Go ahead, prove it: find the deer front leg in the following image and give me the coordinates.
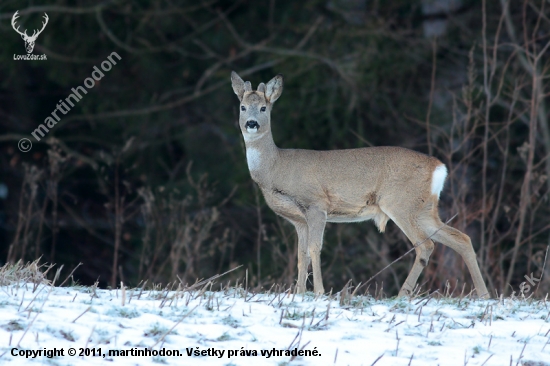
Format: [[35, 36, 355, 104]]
[[293, 221, 310, 294], [305, 208, 327, 295]]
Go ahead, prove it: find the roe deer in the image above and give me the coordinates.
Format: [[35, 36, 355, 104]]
[[231, 71, 489, 298]]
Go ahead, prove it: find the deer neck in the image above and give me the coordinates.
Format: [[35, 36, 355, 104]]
[[244, 130, 279, 185]]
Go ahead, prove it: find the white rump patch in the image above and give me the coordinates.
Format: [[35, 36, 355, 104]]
[[246, 148, 261, 171], [431, 164, 447, 198]]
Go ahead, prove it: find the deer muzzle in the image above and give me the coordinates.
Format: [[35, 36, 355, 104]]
[[245, 120, 260, 132]]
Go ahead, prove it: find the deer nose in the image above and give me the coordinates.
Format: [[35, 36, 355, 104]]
[[245, 120, 259, 130]]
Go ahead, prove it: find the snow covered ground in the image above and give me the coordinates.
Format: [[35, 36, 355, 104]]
[[0, 280, 549, 366]]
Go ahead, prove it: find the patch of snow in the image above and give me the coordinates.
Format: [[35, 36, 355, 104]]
[[0, 284, 549, 365]]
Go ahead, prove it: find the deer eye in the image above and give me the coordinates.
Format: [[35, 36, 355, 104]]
[[260, 106, 266, 112], [241, 106, 246, 111]]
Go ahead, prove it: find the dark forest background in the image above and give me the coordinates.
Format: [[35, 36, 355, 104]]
[[1, 0, 549, 297]]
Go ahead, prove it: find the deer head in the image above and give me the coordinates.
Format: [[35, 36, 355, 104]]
[[231, 71, 283, 142], [12, 11, 49, 54]]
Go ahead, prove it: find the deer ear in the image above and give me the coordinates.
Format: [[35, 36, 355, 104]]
[[231, 71, 245, 102], [265, 74, 283, 104]]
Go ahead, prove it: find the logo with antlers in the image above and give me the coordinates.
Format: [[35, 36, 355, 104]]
[[11, 11, 49, 54]]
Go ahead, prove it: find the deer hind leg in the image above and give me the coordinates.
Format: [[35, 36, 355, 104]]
[[305, 208, 327, 295], [427, 221, 490, 298], [390, 216, 435, 297], [293, 221, 310, 294]]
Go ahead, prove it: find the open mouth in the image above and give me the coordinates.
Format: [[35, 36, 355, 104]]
[[245, 120, 260, 133]]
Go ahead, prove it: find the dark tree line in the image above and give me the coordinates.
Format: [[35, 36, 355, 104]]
[[1, 0, 549, 297]]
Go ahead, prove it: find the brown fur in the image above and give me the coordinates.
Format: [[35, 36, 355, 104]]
[[231, 71, 489, 298]]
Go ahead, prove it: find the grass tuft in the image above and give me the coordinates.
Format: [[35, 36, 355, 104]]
[[1, 320, 24, 331], [0, 259, 50, 286], [107, 306, 140, 319], [144, 322, 177, 339]]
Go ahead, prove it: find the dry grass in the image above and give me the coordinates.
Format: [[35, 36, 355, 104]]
[[0, 259, 51, 288]]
